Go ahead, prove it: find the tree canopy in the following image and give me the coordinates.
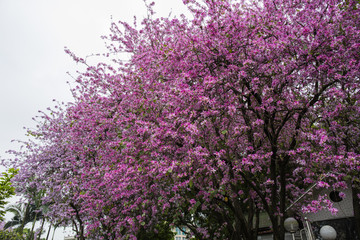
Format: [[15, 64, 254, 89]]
[[6, 0, 360, 239]]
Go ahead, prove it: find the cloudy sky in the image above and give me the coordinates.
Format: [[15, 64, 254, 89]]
[[0, 0, 188, 238]]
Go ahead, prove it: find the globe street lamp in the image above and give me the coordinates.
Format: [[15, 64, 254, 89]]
[[284, 217, 299, 240], [319, 225, 337, 240]]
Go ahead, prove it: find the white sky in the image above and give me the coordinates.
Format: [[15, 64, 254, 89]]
[[0, 0, 188, 239]]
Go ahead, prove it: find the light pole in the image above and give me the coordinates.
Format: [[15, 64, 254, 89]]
[[304, 217, 315, 240], [284, 217, 299, 240]]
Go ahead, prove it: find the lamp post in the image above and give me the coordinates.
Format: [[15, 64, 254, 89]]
[[303, 217, 316, 240], [284, 217, 299, 240], [319, 225, 337, 240]]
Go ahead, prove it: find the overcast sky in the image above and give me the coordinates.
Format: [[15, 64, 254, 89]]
[[0, 0, 188, 238]]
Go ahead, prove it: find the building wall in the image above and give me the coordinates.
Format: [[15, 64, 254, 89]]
[[304, 187, 359, 239], [305, 188, 354, 222]]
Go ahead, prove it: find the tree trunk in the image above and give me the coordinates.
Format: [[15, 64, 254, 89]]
[[70, 203, 85, 240], [19, 203, 30, 235], [28, 212, 38, 240], [37, 217, 45, 240], [45, 223, 52, 240], [51, 225, 57, 240], [352, 187, 360, 238]]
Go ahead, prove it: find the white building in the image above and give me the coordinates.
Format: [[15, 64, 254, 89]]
[[173, 226, 189, 240]]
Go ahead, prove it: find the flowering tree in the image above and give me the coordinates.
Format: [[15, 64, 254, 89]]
[[7, 0, 360, 239]]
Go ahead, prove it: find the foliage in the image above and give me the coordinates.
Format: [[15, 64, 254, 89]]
[[136, 221, 175, 240], [7, 0, 360, 240], [0, 168, 18, 220], [0, 229, 25, 240]]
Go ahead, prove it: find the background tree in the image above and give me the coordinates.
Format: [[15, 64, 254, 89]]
[[0, 168, 18, 220], [4, 203, 39, 234]]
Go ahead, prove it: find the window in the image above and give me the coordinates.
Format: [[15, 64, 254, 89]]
[[329, 190, 343, 202], [175, 227, 186, 235], [175, 227, 188, 240]]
